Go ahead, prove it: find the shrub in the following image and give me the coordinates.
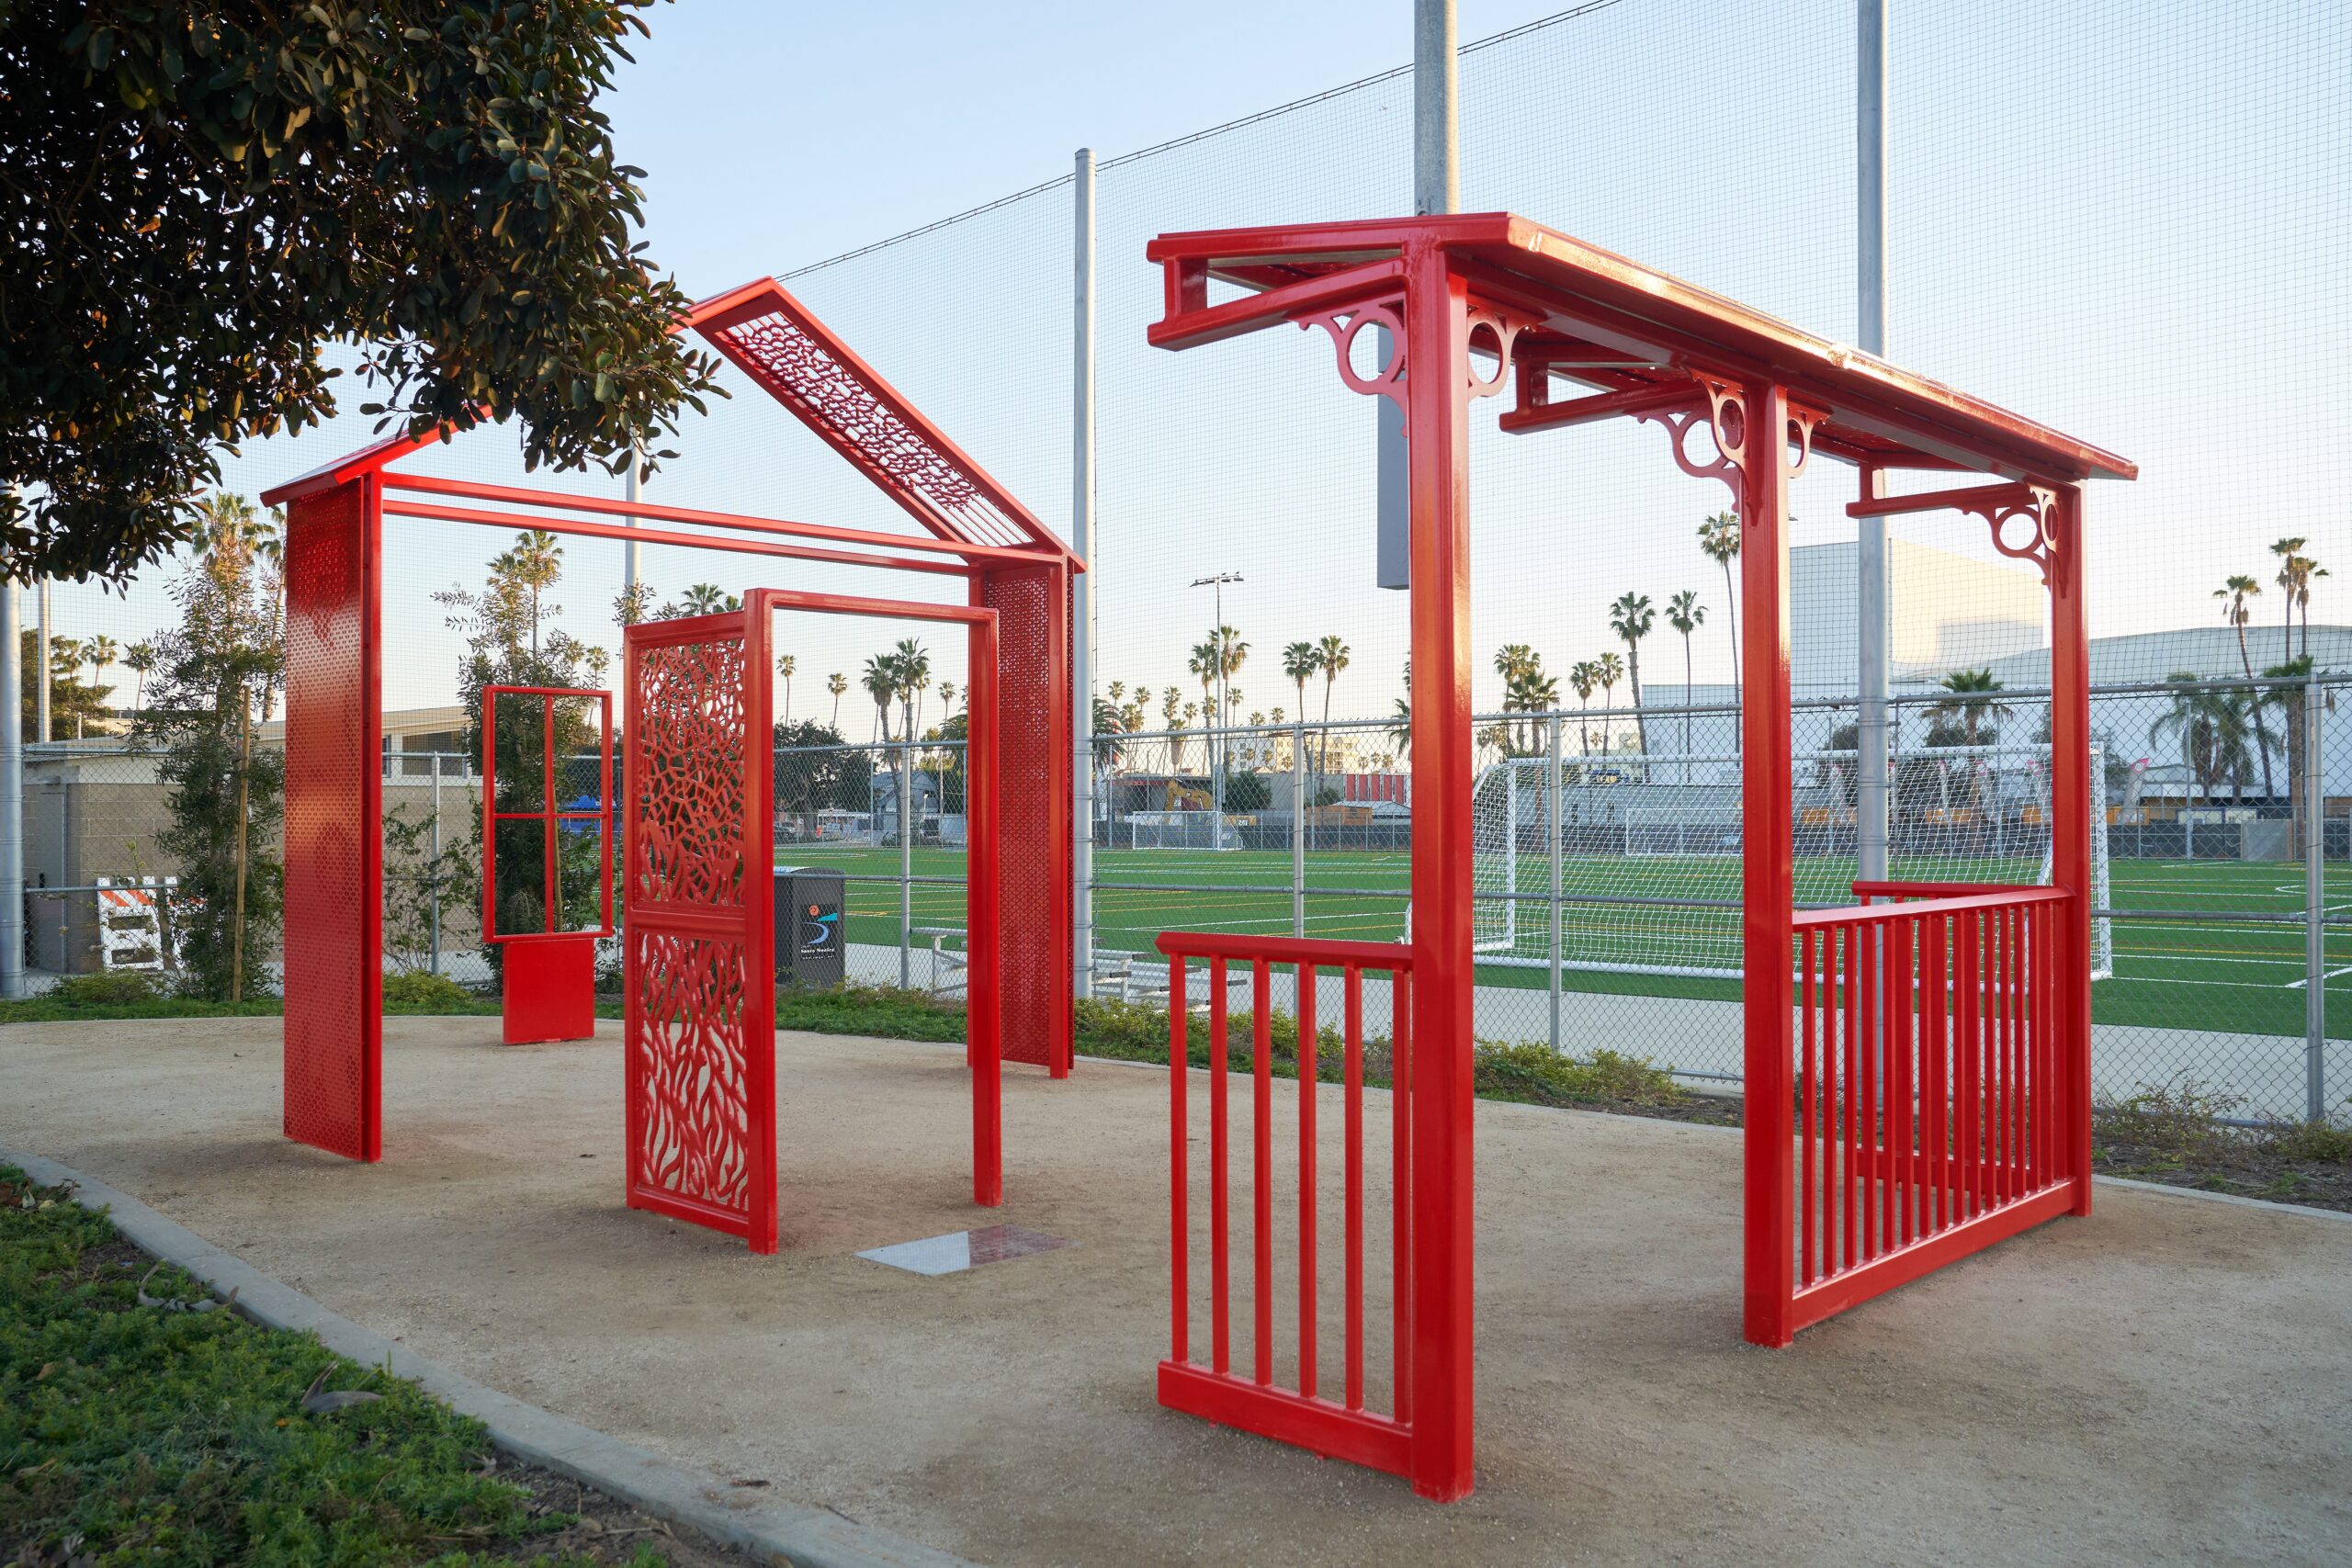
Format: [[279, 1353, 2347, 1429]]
[[43, 970, 163, 1009], [381, 969, 479, 1013], [1472, 1040, 1684, 1108]]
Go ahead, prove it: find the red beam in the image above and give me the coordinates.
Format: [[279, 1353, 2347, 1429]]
[[382, 472, 1060, 567], [1148, 257, 1408, 353], [1845, 480, 2038, 519], [379, 499, 969, 577], [1498, 379, 1702, 435]]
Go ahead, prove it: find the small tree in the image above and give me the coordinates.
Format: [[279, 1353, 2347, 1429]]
[[135, 495, 285, 999]]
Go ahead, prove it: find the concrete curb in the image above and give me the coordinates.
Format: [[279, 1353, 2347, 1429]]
[[1, 1146, 977, 1568]]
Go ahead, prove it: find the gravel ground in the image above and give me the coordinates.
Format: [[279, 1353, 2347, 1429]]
[[3, 1015, 2348, 1567]]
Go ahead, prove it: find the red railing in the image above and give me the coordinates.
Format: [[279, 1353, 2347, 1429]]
[[1782, 881, 2082, 1334], [1153, 931, 1417, 1483]]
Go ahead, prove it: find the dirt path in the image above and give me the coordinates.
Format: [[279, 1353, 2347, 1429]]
[[4, 1016, 2347, 1566]]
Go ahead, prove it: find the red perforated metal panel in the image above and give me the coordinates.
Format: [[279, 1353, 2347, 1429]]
[[974, 564, 1071, 1075], [281, 476, 382, 1160], [623, 615, 776, 1251]]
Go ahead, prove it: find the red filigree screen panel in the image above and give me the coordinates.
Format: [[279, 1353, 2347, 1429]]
[[974, 562, 1072, 1075], [281, 476, 382, 1161], [623, 612, 777, 1252]]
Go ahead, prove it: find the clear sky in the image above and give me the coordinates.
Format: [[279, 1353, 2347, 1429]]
[[45, 1, 2349, 731]]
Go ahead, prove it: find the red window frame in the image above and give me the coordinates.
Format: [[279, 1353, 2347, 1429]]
[[481, 684, 615, 944]]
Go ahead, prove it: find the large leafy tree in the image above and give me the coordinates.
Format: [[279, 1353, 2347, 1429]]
[[0, 1, 717, 583]]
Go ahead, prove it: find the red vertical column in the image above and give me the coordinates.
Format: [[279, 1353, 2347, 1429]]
[[971, 561, 1073, 1075], [1402, 246, 1476, 1503], [281, 474, 384, 1161], [2046, 485, 2095, 1216], [1739, 381, 1796, 1348]]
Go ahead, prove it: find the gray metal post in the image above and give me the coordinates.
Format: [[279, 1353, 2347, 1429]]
[[1547, 714, 1564, 1053], [899, 741, 913, 990], [1855, 0, 1891, 888], [0, 570, 22, 998], [1072, 146, 1098, 998], [2309, 679, 2328, 1123], [1292, 721, 1307, 940], [429, 759, 443, 976], [1414, 0, 1459, 216], [623, 441, 643, 604], [36, 578, 50, 744]]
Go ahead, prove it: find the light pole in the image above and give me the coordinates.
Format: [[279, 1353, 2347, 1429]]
[[1192, 571, 1242, 851]]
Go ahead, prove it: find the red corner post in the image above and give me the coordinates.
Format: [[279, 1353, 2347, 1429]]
[[2047, 484, 2095, 1214], [970, 560, 1073, 1076], [280, 471, 384, 1161], [1402, 242, 1476, 1502], [1739, 380, 1797, 1348]]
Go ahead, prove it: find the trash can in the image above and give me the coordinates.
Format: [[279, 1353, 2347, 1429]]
[[774, 865, 847, 989]]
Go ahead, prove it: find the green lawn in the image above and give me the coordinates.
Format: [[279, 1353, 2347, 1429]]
[[788, 841, 2350, 1041]]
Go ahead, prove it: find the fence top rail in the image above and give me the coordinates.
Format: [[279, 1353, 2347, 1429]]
[[1793, 885, 2070, 932], [1153, 931, 1414, 971]]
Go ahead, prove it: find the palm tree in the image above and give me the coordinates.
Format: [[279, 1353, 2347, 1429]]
[[2271, 539, 2306, 659], [2213, 574, 2275, 799], [495, 531, 563, 660], [776, 652, 796, 722], [1666, 590, 1705, 783], [1568, 660, 1598, 755], [893, 637, 931, 748], [681, 582, 729, 615], [1387, 694, 1412, 757], [1608, 592, 1655, 752], [2154, 673, 2264, 807], [1282, 641, 1317, 730], [1697, 512, 1741, 707], [123, 641, 155, 722], [1316, 635, 1350, 793], [1593, 651, 1625, 751], [862, 655, 896, 743], [827, 671, 848, 728], [84, 635, 119, 716], [1923, 668, 2011, 747]]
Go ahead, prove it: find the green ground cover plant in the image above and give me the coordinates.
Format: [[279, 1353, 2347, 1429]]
[[0, 1166, 673, 1567]]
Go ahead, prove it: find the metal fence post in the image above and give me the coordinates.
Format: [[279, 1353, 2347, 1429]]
[[1071, 145, 1097, 998], [1292, 721, 1307, 941], [899, 739, 914, 990], [2309, 678, 2327, 1123], [1547, 712, 1564, 1053], [0, 570, 21, 998], [429, 758, 443, 976]]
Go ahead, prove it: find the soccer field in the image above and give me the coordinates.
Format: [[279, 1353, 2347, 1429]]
[[791, 842, 2350, 1043]]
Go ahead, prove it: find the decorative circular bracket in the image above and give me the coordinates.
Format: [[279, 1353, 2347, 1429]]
[[1302, 301, 1408, 413], [1969, 485, 2061, 585], [1463, 309, 1524, 402]]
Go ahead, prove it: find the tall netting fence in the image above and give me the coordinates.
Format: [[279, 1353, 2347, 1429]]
[[23, 2, 2348, 1117]]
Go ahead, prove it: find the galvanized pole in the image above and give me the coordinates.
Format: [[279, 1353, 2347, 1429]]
[[2308, 679, 2327, 1123], [899, 740, 913, 989], [1547, 713, 1564, 1052], [0, 567, 22, 998], [429, 759, 443, 976], [623, 441, 643, 606], [1292, 720, 1307, 940], [1855, 0, 1891, 890], [1415, 0, 1460, 215], [1072, 146, 1098, 998], [35, 578, 50, 744]]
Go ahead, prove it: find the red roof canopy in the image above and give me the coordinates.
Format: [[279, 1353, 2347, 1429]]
[[1147, 212, 2135, 487]]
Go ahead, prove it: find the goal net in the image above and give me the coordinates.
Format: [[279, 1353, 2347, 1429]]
[[1470, 744, 2111, 981]]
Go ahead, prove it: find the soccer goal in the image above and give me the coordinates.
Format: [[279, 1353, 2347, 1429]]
[[1470, 744, 2112, 981]]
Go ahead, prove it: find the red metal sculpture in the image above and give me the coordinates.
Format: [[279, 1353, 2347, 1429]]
[[1144, 211, 2134, 1499], [622, 590, 1002, 1254], [481, 684, 613, 1046], [261, 278, 1079, 1188]]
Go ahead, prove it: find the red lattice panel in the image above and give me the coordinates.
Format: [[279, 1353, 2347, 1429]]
[[975, 564, 1071, 1074], [281, 477, 382, 1160], [624, 620, 775, 1251]]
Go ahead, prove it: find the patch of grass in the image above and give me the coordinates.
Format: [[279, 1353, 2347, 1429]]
[[0, 971, 283, 1025], [0, 1166, 653, 1567], [775, 983, 967, 1043]]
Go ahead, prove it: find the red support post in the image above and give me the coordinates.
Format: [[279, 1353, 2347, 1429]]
[[2047, 484, 2096, 1215], [280, 473, 383, 1162], [1739, 378, 1797, 1348], [966, 610, 1005, 1204], [1401, 243, 1476, 1501]]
